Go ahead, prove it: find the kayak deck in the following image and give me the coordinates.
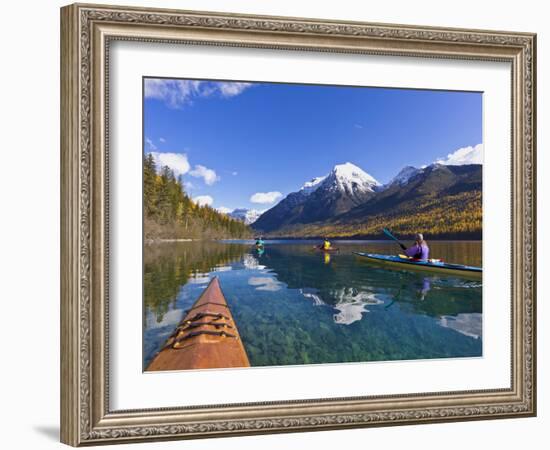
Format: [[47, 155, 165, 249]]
[[354, 252, 482, 279], [146, 276, 250, 371]]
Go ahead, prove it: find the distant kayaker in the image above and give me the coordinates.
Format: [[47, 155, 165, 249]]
[[322, 238, 332, 250], [404, 233, 429, 260], [255, 237, 265, 248]]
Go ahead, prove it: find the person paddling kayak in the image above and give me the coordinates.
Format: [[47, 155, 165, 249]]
[[321, 237, 332, 251], [255, 237, 265, 248], [403, 233, 430, 260]]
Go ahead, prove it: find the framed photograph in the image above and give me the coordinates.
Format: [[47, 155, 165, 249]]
[[60, 3, 536, 446]]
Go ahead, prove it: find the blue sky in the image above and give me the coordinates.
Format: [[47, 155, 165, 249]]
[[144, 78, 482, 212]]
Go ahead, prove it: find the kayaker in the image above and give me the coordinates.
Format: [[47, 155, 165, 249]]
[[404, 233, 429, 260], [255, 236, 265, 248], [322, 238, 332, 250]]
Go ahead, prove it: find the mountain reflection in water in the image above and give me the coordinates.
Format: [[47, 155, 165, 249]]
[[144, 240, 482, 368]]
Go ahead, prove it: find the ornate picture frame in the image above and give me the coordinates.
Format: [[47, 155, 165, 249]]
[[60, 3, 536, 446]]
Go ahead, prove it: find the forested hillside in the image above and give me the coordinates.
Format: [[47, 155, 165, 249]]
[[266, 190, 481, 239], [253, 163, 482, 240], [143, 153, 251, 240]]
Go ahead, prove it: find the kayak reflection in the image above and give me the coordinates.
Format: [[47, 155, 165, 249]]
[[247, 247, 481, 324], [144, 240, 482, 368]]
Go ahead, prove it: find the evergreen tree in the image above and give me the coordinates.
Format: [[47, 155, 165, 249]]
[[143, 152, 252, 240], [143, 153, 158, 217]]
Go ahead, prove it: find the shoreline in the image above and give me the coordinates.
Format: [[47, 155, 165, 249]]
[[223, 236, 483, 242], [145, 237, 483, 244], [145, 238, 195, 244], [258, 235, 483, 241], [221, 238, 482, 243]]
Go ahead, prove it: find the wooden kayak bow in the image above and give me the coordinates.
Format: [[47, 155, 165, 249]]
[[146, 276, 250, 371]]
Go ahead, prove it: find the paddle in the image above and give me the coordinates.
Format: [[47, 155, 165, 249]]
[[382, 228, 407, 251]]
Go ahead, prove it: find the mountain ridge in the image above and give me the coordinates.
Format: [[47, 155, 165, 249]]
[[252, 161, 482, 239], [253, 162, 380, 232], [227, 208, 263, 225]]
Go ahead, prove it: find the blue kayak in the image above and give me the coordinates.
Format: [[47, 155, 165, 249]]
[[354, 252, 482, 279]]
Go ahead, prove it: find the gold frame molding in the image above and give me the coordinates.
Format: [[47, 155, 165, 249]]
[[60, 3, 536, 446]]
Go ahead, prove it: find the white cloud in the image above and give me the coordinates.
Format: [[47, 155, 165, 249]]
[[144, 78, 252, 108], [217, 206, 232, 214], [144, 79, 201, 108], [159, 137, 166, 143], [250, 191, 283, 204], [184, 181, 194, 190], [217, 82, 252, 97], [232, 171, 238, 176], [193, 195, 214, 207], [435, 143, 483, 166], [150, 152, 190, 177], [145, 137, 157, 151], [354, 124, 364, 129], [189, 165, 220, 186]]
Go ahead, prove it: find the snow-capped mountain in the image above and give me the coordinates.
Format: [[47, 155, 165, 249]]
[[298, 162, 380, 197], [300, 176, 326, 195], [327, 162, 381, 194], [386, 165, 422, 187], [228, 208, 263, 225], [252, 157, 482, 236], [339, 163, 482, 223], [252, 162, 380, 232], [383, 145, 484, 189], [383, 162, 474, 189]]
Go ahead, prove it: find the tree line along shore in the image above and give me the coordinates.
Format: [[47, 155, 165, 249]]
[[143, 154, 252, 241]]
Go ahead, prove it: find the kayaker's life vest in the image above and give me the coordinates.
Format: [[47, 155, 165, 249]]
[[406, 243, 429, 260], [323, 241, 331, 250]]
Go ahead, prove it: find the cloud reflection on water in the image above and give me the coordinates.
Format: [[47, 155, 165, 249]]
[[331, 288, 386, 325], [438, 313, 482, 339], [248, 276, 283, 291]]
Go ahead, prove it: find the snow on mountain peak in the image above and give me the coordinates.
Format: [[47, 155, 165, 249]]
[[330, 162, 381, 192], [297, 162, 381, 197], [219, 208, 263, 225], [300, 176, 327, 195], [387, 166, 421, 186]]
